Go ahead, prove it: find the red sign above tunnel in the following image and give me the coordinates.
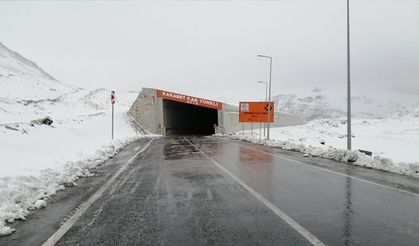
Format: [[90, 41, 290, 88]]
[[157, 89, 223, 110]]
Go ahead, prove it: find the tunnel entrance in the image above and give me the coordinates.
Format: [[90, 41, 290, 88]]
[[163, 99, 218, 135]]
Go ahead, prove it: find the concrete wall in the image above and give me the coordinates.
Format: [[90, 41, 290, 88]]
[[128, 88, 164, 135], [219, 104, 306, 134], [129, 87, 306, 135]]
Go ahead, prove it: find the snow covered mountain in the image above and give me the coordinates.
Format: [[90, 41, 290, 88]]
[[273, 88, 417, 120], [0, 42, 76, 103], [396, 102, 419, 118], [0, 42, 56, 80], [273, 93, 344, 120], [0, 42, 138, 124]]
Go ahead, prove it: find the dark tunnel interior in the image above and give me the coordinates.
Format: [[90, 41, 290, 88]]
[[163, 99, 218, 135]]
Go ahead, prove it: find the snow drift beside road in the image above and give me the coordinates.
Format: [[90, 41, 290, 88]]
[[0, 134, 137, 236], [260, 87, 419, 177], [0, 41, 146, 236], [232, 117, 419, 178], [0, 104, 144, 236]]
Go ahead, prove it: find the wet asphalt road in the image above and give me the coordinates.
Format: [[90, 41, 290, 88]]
[[2, 136, 419, 245]]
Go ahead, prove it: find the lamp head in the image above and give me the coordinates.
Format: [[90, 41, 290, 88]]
[[258, 54, 272, 59]]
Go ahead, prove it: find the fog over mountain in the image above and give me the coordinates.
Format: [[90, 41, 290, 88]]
[[0, 1, 418, 106], [1, 39, 416, 123], [273, 88, 419, 120]]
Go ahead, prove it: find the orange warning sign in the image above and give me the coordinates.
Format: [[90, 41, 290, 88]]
[[239, 102, 274, 123], [157, 89, 222, 110]]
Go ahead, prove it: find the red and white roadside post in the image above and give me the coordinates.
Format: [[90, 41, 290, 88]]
[[111, 91, 115, 140]]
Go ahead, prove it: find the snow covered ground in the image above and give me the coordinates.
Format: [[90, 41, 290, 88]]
[[0, 42, 147, 236], [230, 87, 419, 177], [233, 116, 419, 178]]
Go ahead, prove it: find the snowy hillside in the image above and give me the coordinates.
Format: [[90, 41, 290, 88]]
[[236, 88, 419, 178], [235, 116, 419, 177], [0, 42, 55, 80], [235, 94, 419, 177], [0, 42, 138, 124], [273, 93, 344, 120], [0, 42, 144, 236], [396, 102, 419, 118], [0, 42, 75, 103], [273, 88, 416, 120]]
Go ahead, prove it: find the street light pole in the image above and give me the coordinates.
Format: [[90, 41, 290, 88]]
[[257, 81, 268, 137], [346, 0, 352, 150], [258, 54, 272, 140]]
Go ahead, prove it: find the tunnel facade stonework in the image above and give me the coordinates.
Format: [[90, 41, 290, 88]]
[[128, 88, 306, 135]]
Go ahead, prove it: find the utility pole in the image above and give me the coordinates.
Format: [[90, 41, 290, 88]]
[[257, 81, 268, 138], [346, 0, 352, 150], [258, 55, 273, 140]]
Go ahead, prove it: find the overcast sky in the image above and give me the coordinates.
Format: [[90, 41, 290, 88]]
[[0, 0, 418, 104]]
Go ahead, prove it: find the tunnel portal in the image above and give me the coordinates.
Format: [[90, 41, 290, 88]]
[[163, 99, 218, 135], [128, 88, 305, 136]]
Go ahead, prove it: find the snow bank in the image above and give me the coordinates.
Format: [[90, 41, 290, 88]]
[[0, 41, 150, 235], [0, 138, 133, 235], [0, 89, 145, 236], [0, 114, 144, 236], [231, 118, 419, 178]]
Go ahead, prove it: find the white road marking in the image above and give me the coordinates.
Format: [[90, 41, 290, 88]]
[[130, 180, 143, 195], [185, 138, 326, 246], [220, 138, 419, 197], [42, 138, 156, 246]]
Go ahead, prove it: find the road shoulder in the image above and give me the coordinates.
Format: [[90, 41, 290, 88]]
[[0, 138, 151, 246]]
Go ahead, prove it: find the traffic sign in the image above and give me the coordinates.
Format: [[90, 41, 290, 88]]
[[239, 102, 274, 123], [111, 90, 115, 140], [157, 89, 222, 110], [111, 91, 116, 104]]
